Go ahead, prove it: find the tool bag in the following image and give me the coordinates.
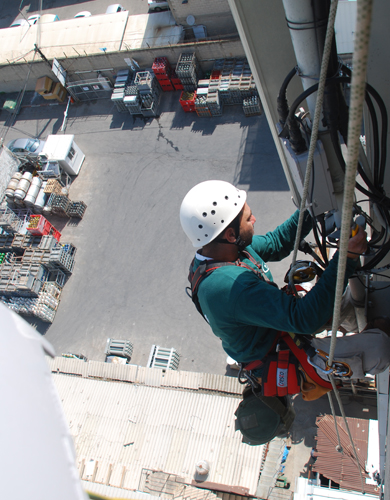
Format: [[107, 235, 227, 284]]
[[234, 385, 295, 445]]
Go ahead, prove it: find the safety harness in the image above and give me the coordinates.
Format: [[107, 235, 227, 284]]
[[187, 252, 351, 398]]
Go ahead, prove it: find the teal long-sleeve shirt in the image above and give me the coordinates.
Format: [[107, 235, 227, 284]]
[[194, 210, 359, 364]]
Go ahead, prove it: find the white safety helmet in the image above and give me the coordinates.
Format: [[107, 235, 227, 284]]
[[180, 180, 247, 248]]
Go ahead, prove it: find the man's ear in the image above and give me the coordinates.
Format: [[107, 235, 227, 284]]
[[223, 227, 237, 243]]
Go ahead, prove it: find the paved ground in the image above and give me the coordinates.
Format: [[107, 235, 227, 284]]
[[2, 90, 299, 374], [1, 89, 378, 494]]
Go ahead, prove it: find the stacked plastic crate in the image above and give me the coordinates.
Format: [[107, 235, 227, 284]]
[[45, 243, 76, 275], [204, 58, 259, 117], [66, 201, 87, 219], [179, 91, 196, 113], [123, 83, 141, 115], [47, 194, 87, 219], [27, 215, 61, 242], [152, 57, 174, 92], [243, 95, 262, 116], [111, 69, 133, 113], [48, 194, 70, 217], [175, 53, 199, 92], [134, 71, 162, 117]]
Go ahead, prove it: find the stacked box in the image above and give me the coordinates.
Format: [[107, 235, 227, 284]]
[[152, 57, 174, 92], [179, 91, 196, 112], [66, 201, 87, 219], [27, 215, 61, 241], [243, 95, 262, 117], [46, 243, 76, 274], [195, 94, 211, 117], [170, 72, 183, 91], [0, 207, 23, 234], [48, 194, 70, 217], [207, 58, 259, 112], [133, 71, 161, 117], [123, 84, 141, 114], [44, 179, 64, 195], [175, 53, 199, 91], [111, 69, 133, 113]]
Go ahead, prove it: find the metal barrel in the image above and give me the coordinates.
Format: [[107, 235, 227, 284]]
[[33, 181, 48, 213], [24, 177, 43, 206], [14, 172, 33, 200], [5, 172, 22, 198]]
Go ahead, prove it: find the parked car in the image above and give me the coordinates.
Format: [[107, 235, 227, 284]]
[[105, 4, 125, 14], [74, 11, 92, 18], [27, 14, 41, 25], [10, 19, 29, 27], [6, 138, 45, 156], [148, 0, 170, 12], [38, 14, 60, 23]]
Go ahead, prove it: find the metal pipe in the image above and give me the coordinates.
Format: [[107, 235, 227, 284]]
[[282, 0, 328, 130]]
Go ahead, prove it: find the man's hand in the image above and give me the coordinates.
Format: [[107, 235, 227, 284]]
[[347, 226, 367, 260]]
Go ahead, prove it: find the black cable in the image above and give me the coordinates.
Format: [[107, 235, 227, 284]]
[[277, 67, 297, 125], [278, 76, 351, 139], [364, 92, 380, 186]]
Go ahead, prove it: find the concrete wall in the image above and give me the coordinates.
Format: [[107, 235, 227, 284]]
[[168, 0, 237, 36], [0, 38, 244, 94], [0, 37, 245, 92]]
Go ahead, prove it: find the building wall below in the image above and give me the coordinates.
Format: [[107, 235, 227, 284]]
[[0, 39, 244, 94], [168, 0, 237, 36]]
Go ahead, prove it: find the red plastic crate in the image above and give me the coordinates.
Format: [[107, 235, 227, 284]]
[[180, 91, 196, 109], [170, 72, 181, 85], [160, 82, 174, 91], [156, 75, 171, 85], [174, 83, 184, 90], [27, 215, 52, 236], [152, 57, 172, 75], [211, 70, 221, 80], [155, 73, 171, 82], [51, 229, 61, 242], [181, 103, 196, 113]]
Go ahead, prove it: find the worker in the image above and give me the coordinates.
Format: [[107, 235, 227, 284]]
[[180, 180, 390, 398]]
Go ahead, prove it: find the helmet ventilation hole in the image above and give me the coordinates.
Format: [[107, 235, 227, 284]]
[[225, 196, 229, 200], [221, 220, 224, 223], [202, 212, 207, 217], [198, 224, 203, 229], [211, 210, 215, 215], [213, 201, 217, 206]]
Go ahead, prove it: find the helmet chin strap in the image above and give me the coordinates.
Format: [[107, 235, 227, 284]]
[[215, 235, 247, 250]]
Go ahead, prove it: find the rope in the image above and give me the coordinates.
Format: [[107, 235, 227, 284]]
[[329, 374, 366, 493], [327, 391, 343, 452], [291, 0, 339, 268], [328, 0, 373, 364]]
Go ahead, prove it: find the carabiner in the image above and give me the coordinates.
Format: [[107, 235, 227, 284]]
[[307, 349, 352, 378]]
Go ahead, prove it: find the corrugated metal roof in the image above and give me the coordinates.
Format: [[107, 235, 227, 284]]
[[313, 415, 379, 496], [82, 481, 160, 499], [46, 357, 243, 395], [53, 372, 263, 496]]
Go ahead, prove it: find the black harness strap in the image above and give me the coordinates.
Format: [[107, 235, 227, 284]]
[[186, 250, 276, 321]]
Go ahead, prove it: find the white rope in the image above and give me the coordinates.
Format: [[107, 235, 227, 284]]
[[291, 0, 339, 267], [324, 3, 373, 493], [328, 0, 373, 364], [329, 374, 366, 493]]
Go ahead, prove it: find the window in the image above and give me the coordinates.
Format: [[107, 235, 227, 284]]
[[67, 147, 76, 161]]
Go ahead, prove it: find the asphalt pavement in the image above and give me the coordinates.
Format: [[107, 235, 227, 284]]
[[1, 90, 298, 373]]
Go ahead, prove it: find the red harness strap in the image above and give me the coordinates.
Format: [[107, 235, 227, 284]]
[[281, 332, 334, 391], [242, 331, 336, 396]]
